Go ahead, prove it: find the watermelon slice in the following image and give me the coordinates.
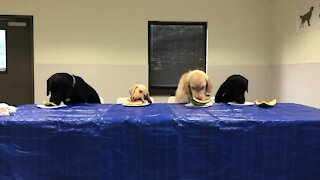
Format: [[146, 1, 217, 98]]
[[255, 99, 276, 107], [126, 99, 144, 105], [44, 101, 57, 107], [191, 97, 211, 106]]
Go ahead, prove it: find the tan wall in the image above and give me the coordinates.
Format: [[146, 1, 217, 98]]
[[0, 0, 272, 66], [272, 0, 320, 65], [271, 63, 320, 108], [270, 0, 320, 108], [14, 0, 320, 107], [0, 0, 275, 105]]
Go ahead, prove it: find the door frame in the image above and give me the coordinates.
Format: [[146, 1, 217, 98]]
[[0, 15, 34, 104]]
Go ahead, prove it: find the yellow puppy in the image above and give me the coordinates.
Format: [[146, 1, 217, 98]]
[[175, 70, 212, 103], [129, 84, 153, 103]]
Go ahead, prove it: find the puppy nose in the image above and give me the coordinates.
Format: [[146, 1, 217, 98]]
[[196, 95, 206, 100], [194, 95, 201, 100]]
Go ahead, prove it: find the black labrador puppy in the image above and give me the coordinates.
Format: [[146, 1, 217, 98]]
[[215, 74, 248, 104], [47, 73, 101, 105]]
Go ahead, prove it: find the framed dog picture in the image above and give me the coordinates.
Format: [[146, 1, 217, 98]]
[[296, 0, 320, 33]]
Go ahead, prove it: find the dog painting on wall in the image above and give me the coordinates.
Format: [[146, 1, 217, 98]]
[[129, 84, 153, 103], [47, 73, 101, 105], [215, 74, 248, 104], [175, 69, 213, 103], [300, 6, 314, 28]]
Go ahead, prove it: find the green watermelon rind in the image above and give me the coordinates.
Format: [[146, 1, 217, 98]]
[[191, 98, 211, 106]]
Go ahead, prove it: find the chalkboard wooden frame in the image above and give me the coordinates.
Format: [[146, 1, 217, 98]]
[[148, 21, 207, 95]]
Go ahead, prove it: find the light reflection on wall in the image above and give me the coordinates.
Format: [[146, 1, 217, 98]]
[[0, 30, 6, 72]]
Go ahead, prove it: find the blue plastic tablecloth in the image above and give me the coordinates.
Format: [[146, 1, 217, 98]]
[[1, 103, 320, 179]]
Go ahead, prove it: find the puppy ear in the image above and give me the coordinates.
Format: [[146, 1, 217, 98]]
[[144, 93, 153, 104], [65, 80, 74, 99], [179, 72, 191, 94], [206, 79, 213, 94], [182, 74, 191, 95], [245, 79, 249, 92], [129, 84, 138, 96], [46, 78, 51, 96]]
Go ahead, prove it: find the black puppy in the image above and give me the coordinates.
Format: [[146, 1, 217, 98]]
[[47, 73, 101, 105], [215, 74, 248, 104]]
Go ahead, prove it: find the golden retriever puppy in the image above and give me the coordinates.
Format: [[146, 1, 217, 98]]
[[175, 70, 212, 103], [129, 84, 153, 103]]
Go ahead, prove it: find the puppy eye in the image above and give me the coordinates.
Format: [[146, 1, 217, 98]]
[[191, 87, 196, 90], [139, 90, 142, 93]]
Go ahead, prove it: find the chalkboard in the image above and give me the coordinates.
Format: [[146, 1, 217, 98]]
[[148, 21, 207, 95]]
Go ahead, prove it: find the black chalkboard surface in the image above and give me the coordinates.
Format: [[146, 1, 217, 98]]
[[148, 21, 207, 95]]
